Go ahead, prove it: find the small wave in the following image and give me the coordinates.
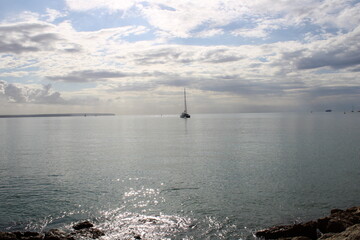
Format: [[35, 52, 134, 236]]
[[162, 187, 199, 192], [96, 210, 194, 240]]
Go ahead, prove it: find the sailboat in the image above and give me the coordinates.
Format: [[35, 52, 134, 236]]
[[180, 88, 190, 118]]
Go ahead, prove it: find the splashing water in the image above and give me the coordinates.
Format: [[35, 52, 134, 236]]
[[97, 210, 194, 240]]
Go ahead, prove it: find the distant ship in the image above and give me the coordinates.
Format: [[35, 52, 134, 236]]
[[180, 88, 190, 119], [325, 109, 332, 112]]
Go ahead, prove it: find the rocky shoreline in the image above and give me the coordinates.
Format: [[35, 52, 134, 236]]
[[1, 206, 360, 239], [0, 221, 105, 240], [256, 206, 360, 239]]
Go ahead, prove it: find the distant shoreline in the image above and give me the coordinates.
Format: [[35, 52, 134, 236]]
[[0, 113, 115, 118]]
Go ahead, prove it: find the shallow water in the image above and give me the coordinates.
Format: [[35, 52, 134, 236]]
[[1, 113, 360, 239]]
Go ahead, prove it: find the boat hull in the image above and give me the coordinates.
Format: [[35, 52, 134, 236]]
[[180, 112, 190, 118]]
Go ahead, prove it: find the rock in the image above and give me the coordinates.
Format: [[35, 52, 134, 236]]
[[73, 228, 105, 239], [318, 233, 336, 239], [345, 206, 360, 215], [134, 234, 142, 239], [44, 229, 73, 240], [0, 232, 17, 240], [317, 207, 360, 234], [87, 228, 105, 239], [72, 221, 94, 230], [279, 237, 313, 240], [71, 221, 104, 239], [0, 221, 102, 240], [14, 232, 44, 240], [317, 217, 347, 233], [318, 224, 360, 239], [256, 206, 360, 239], [330, 209, 343, 215], [255, 221, 318, 239], [0, 220, 105, 240], [0, 231, 44, 240]]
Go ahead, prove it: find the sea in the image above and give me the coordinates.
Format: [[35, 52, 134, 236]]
[[1, 113, 360, 239]]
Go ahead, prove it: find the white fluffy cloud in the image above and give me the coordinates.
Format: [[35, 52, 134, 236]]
[[1, 0, 360, 114], [0, 80, 65, 104], [65, 0, 360, 38]]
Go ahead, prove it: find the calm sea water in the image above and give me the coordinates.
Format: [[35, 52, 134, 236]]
[[1, 113, 360, 239]]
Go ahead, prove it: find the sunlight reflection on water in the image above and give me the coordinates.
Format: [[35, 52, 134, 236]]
[[96, 186, 195, 239], [98, 211, 193, 240], [3, 114, 360, 239]]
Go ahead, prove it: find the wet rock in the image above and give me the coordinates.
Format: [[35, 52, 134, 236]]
[[317, 217, 347, 233], [279, 237, 312, 240], [73, 227, 105, 239], [0, 231, 44, 240], [318, 224, 360, 239], [88, 228, 105, 239], [71, 221, 104, 239], [330, 209, 343, 215], [0, 232, 17, 240], [72, 221, 94, 230], [256, 206, 360, 239], [0, 220, 104, 240], [14, 232, 44, 240], [44, 229, 73, 240], [256, 221, 318, 239], [317, 207, 360, 234], [134, 234, 142, 239]]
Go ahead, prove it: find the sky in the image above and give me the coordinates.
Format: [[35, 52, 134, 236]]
[[0, 0, 360, 115]]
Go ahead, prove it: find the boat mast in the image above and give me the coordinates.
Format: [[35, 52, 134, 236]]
[[184, 88, 187, 113]]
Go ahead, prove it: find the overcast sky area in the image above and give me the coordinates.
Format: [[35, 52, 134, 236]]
[[0, 0, 360, 114]]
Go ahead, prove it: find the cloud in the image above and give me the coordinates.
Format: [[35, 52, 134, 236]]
[[65, 0, 360, 39], [65, 0, 135, 12], [0, 22, 81, 54], [0, 22, 50, 53], [232, 27, 269, 39], [195, 29, 224, 38], [0, 80, 103, 106], [109, 82, 156, 92], [131, 46, 244, 65], [0, 80, 65, 104], [66, 96, 100, 105], [155, 72, 307, 98], [44, 8, 67, 22], [305, 0, 360, 31], [197, 78, 307, 97], [280, 26, 360, 70], [307, 85, 360, 97], [1, 1, 360, 114], [46, 70, 129, 82]]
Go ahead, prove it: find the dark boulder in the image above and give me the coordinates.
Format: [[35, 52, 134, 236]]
[[44, 229, 74, 240], [0, 232, 17, 240], [279, 237, 312, 240], [317, 207, 360, 234], [72, 228, 105, 239], [72, 221, 94, 230], [255, 221, 318, 239], [134, 234, 142, 239], [256, 206, 360, 239], [0, 231, 44, 240], [0, 220, 103, 240], [14, 232, 43, 240], [318, 224, 360, 239]]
